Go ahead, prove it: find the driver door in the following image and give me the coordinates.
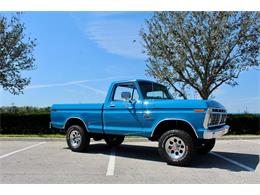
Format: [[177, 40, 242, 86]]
[[103, 82, 143, 135]]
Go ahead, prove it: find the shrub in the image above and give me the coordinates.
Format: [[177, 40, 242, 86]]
[[0, 111, 259, 135], [226, 114, 260, 135], [0, 113, 64, 134]]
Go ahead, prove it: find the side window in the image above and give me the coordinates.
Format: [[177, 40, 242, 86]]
[[113, 83, 139, 101], [132, 88, 140, 101], [147, 91, 166, 99]]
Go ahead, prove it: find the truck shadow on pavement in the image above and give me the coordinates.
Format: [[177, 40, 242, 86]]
[[80, 143, 259, 172], [192, 151, 259, 172]]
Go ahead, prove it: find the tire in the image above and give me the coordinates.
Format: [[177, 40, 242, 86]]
[[66, 125, 90, 152], [104, 135, 125, 147], [196, 139, 215, 155], [158, 130, 195, 166]]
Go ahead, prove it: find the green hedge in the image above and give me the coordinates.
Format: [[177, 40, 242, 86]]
[[0, 113, 64, 134], [226, 114, 260, 135], [0, 113, 259, 135]]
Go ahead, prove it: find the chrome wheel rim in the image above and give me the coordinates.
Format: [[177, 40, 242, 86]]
[[165, 136, 186, 160], [69, 129, 82, 148]]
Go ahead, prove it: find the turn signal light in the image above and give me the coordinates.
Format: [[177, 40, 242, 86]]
[[194, 109, 205, 112]]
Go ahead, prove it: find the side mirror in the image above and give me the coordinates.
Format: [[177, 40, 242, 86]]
[[121, 91, 131, 101]]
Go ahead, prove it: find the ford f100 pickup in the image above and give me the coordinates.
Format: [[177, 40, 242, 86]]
[[50, 79, 229, 166]]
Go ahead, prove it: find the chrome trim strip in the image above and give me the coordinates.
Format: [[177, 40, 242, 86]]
[[63, 117, 89, 132], [203, 108, 210, 129], [150, 118, 199, 138]]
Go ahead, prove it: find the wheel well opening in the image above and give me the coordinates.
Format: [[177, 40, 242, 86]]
[[150, 120, 197, 141], [64, 118, 87, 131]]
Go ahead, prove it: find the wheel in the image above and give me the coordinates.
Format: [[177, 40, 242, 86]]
[[66, 125, 90, 152], [158, 130, 195, 166], [104, 135, 125, 147], [196, 139, 215, 154]]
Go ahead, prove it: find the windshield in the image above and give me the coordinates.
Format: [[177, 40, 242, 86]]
[[138, 81, 173, 99]]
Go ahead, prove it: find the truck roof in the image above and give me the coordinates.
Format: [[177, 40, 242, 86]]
[[111, 79, 157, 85]]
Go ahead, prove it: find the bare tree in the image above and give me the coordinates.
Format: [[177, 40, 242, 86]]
[[141, 12, 260, 99], [0, 14, 36, 95]]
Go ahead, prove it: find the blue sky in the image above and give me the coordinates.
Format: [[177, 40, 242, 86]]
[[0, 12, 259, 113]]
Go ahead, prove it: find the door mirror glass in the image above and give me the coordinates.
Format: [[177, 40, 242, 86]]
[[121, 91, 131, 101]]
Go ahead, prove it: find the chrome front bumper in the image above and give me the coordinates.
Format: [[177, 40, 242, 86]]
[[203, 125, 229, 139]]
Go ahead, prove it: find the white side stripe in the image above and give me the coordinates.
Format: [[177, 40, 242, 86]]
[[210, 152, 255, 172], [106, 147, 116, 176], [0, 142, 46, 159]]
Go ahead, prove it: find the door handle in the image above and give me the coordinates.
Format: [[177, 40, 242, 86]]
[[109, 104, 115, 108]]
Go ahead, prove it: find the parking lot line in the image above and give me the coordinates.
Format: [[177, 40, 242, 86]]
[[210, 151, 255, 172], [0, 142, 46, 159], [106, 147, 116, 176]]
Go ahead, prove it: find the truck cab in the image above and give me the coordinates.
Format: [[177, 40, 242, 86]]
[[51, 79, 229, 166]]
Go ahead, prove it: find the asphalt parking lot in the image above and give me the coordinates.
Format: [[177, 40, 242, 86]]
[[0, 138, 259, 183]]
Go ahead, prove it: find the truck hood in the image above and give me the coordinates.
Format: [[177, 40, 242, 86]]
[[144, 99, 225, 110], [204, 100, 225, 109]]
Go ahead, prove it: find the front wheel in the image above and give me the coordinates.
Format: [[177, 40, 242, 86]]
[[104, 135, 125, 147], [158, 130, 195, 166], [66, 125, 90, 152]]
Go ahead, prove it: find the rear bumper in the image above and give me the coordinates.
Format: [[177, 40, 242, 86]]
[[203, 125, 229, 139]]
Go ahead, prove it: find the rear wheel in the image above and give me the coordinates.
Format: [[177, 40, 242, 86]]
[[158, 130, 195, 166], [66, 125, 90, 152], [196, 139, 215, 154], [105, 135, 125, 147]]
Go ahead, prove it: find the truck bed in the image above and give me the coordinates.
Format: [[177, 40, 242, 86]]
[[52, 103, 103, 110], [51, 103, 104, 133]]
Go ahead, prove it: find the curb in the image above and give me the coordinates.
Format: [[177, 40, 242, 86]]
[[0, 137, 66, 142], [217, 135, 260, 140], [0, 135, 259, 142]]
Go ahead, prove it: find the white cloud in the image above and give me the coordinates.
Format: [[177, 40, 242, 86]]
[[26, 76, 124, 90], [77, 84, 106, 96], [85, 18, 146, 59]]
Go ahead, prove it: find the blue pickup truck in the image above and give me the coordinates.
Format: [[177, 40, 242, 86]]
[[50, 79, 229, 166]]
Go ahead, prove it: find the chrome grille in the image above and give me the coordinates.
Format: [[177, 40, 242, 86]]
[[209, 114, 220, 125], [220, 114, 227, 123], [211, 108, 226, 113], [207, 108, 227, 127]]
